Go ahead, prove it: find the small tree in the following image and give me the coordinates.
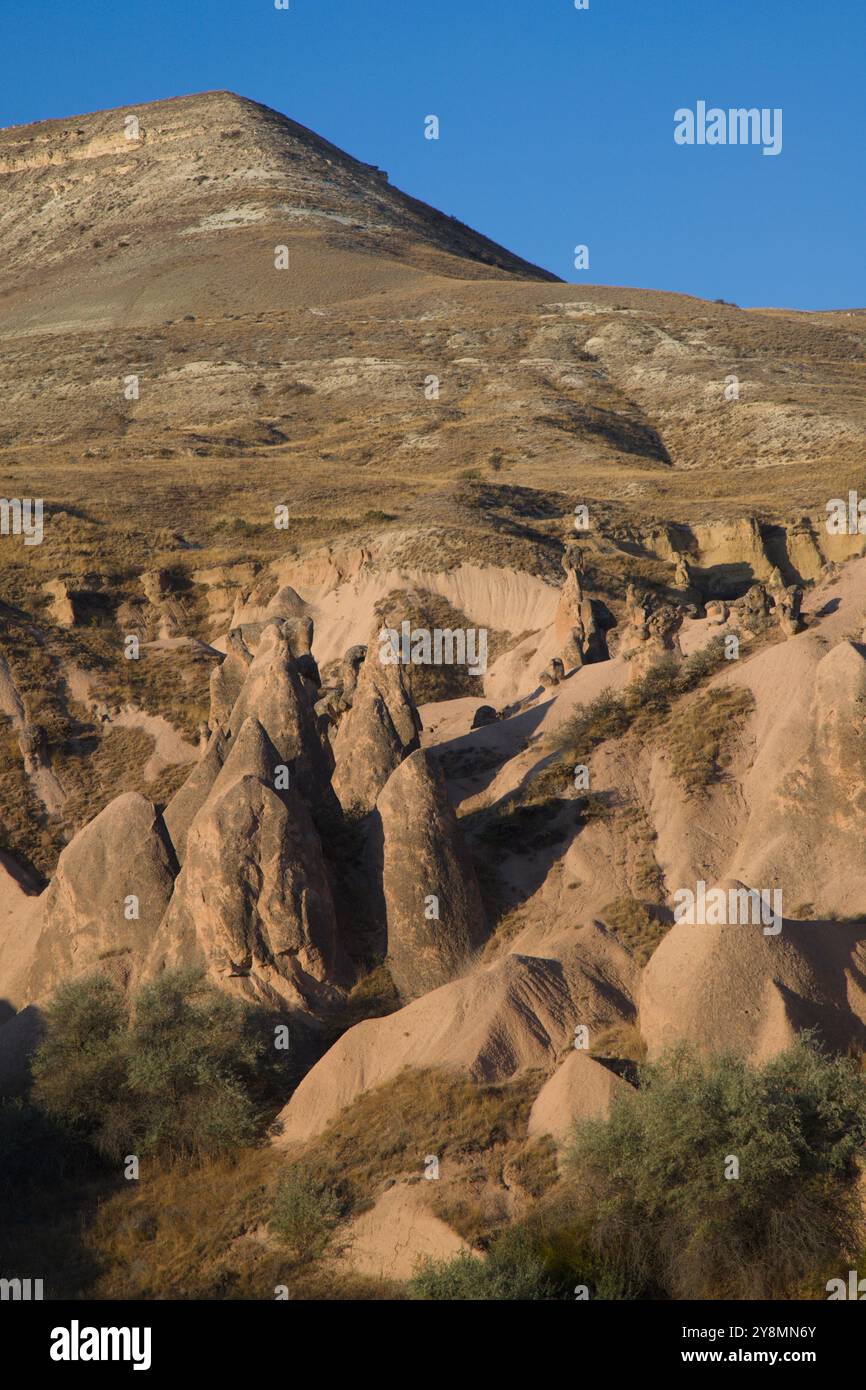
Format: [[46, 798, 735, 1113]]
[[31, 968, 265, 1164], [31, 973, 128, 1143], [124, 968, 262, 1161], [271, 1166, 340, 1262], [567, 1038, 866, 1299]]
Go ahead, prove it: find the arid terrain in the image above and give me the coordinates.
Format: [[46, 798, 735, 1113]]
[[2, 90, 866, 1302]]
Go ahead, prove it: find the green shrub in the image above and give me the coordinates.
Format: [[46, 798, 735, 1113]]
[[123, 968, 263, 1160], [271, 1166, 340, 1261], [410, 1227, 556, 1300], [30, 974, 128, 1138], [679, 635, 729, 688], [554, 687, 630, 759], [32, 968, 265, 1164], [566, 1038, 866, 1299], [624, 657, 680, 719]]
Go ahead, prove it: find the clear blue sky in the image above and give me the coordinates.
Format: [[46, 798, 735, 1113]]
[[1, 0, 863, 309]]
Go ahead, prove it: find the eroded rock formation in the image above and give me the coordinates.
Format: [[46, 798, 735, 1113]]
[[331, 634, 421, 817], [377, 749, 487, 998]]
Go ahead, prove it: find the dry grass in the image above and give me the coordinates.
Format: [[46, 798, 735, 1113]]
[[1, 1067, 553, 1299], [665, 686, 755, 793], [374, 587, 511, 703], [0, 716, 53, 877], [85, 1149, 396, 1300], [290, 1068, 545, 1220], [600, 897, 669, 966], [590, 1021, 648, 1064]]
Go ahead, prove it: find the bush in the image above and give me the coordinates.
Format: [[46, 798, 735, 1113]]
[[410, 1227, 556, 1300], [30, 973, 128, 1138], [271, 1166, 340, 1262], [554, 644, 750, 790], [32, 968, 265, 1164], [566, 1038, 866, 1299], [679, 635, 728, 688], [600, 897, 669, 965], [123, 969, 263, 1160], [624, 658, 680, 718], [555, 687, 630, 759]]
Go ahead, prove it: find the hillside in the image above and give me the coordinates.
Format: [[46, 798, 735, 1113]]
[[2, 91, 866, 1302]]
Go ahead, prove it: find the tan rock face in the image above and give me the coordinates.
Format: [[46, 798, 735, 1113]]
[[377, 749, 487, 999], [776, 585, 804, 636], [0, 856, 44, 1011], [139, 569, 172, 604], [639, 904, 866, 1062], [554, 568, 603, 668], [337, 1182, 476, 1283], [227, 622, 337, 817], [813, 640, 866, 802], [692, 517, 774, 588], [42, 578, 80, 627], [528, 1050, 629, 1149], [25, 792, 178, 999], [209, 628, 254, 727], [274, 941, 635, 1145], [232, 582, 309, 630], [331, 638, 421, 817], [614, 581, 684, 673], [162, 727, 230, 863], [151, 718, 346, 1009]]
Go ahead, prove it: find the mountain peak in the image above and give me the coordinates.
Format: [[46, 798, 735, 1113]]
[[0, 89, 557, 331]]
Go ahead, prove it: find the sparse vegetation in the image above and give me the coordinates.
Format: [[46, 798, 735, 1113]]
[[666, 686, 755, 793], [291, 1068, 545, 1226], [271, 1166, 341, 1262], [601, 897, 669, 965], [566, 1038, 866, 1300], [32, 968, 268, 1163], [2, 81, 864, 1317], [410, 1228, 556, 1301]]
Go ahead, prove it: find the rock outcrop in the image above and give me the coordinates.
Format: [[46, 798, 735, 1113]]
[[209, 628, 254, 727], [163, 727, 230, 863], [0, 854, 44, 1011], [555, 566, 604, 668], [776, 584, 804, 636], [25, 792, 178, 999], [377, 749, 487, 998], [639, 902, 866, 1062], [471, 704, 498, 728], [227, 621, 337, 818], [539, 658, 565, 688], [150, 718, 346, 1010], [331, 636, 421, 817], [42, 578, 81, 627], [274, 928, 636, 1145], [528, 1050, 630, 1148], [616, 582, 684, 671]]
